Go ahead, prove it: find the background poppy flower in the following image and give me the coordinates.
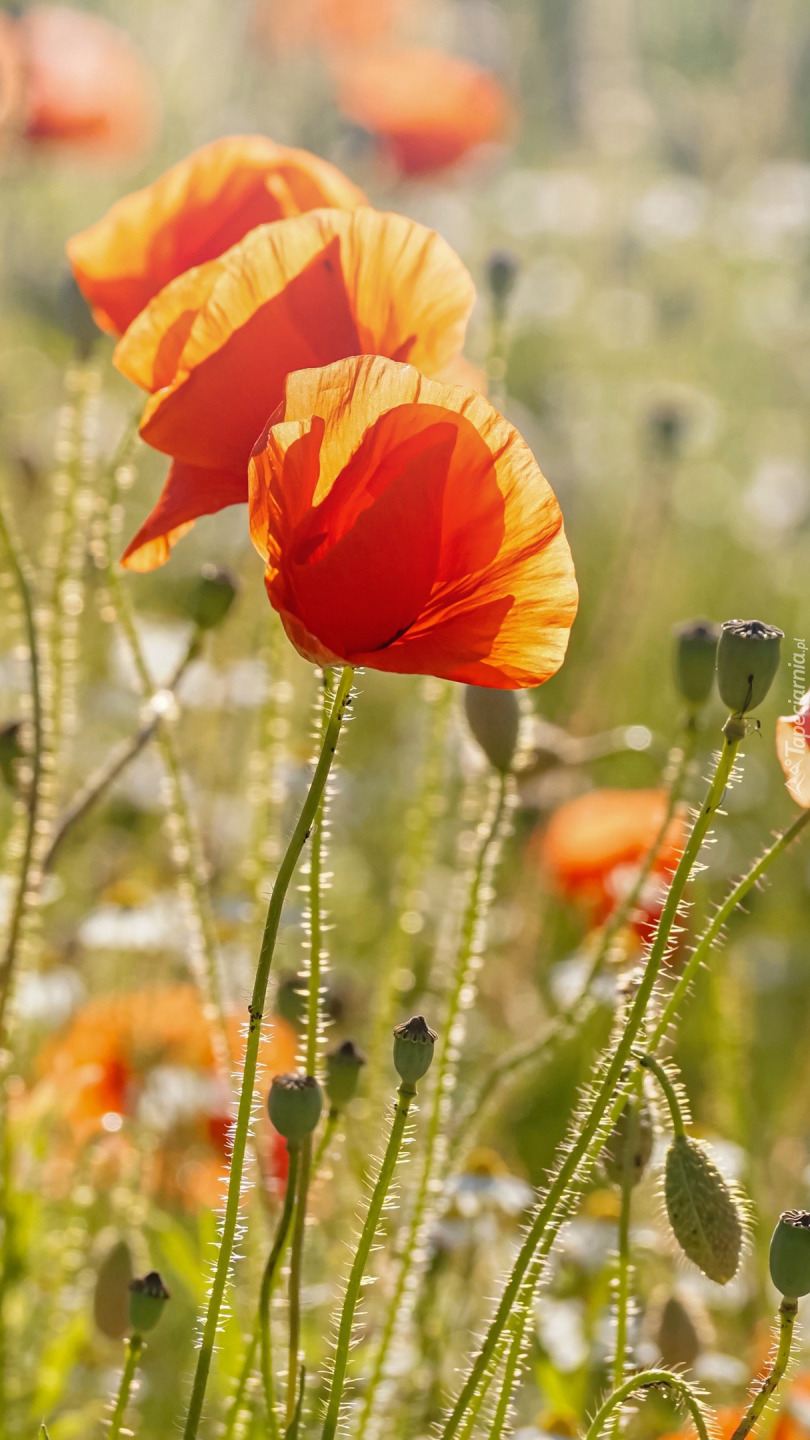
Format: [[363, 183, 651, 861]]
[[12, 6, 157, 163], [248, 354, 577, 688], [776, 691, 810, 808], [252, 0, 406, 57], [113, 207, 475, 572], [67, 133, 366, 337], [332, 45, 513, 176]]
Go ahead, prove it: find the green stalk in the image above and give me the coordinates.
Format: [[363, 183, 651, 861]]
[[637, 1053, 687, 1136], [487, 1318, 523, 1440], [182, 666, 355, 1440], [260, 1145, 301, 1436], [321, 1079, 418, 1440], [108, 1335, 143, 1440], [305, 669, 334, 1078], [440, 734, 740, 1439], [584, 1368, 712, 1440], [286, 1136, 312, 1427], [609, 1085, 641, 1436], [729, 1299, 798, 1440]]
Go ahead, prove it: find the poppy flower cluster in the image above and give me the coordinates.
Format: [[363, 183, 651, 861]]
[[68, 134, 577, 690]]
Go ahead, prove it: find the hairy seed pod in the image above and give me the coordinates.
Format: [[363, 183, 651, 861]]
[[664, 1136, 743, 1284], [716, 619, 783, 716], [128, 1271, 170, 1334], [267, 1073, 323, 1145], [464, 685, 520, 774], [602, 1098, 655, 1187], [393, 1015, 437, 1086], [769, 1211, 810, 1299], [325, 1039, 366, 1112], [673, 619, 720, 710]]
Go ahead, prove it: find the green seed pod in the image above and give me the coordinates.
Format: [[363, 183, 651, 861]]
[[325, 1039, 366, 1112], [464, 686, 520, 773], [186, 564, 238, 631], [93, 1239, 133, 1340], [488, 250, 519, 308], [0, 721, 23, 790], [393, 1016, 437, 1087], [716, 619, 783, 716], [128, 1271, 169, 1334], [664, 1135, 743, 1284], [267, 1073, 323, 1145], [769, 1211, 810, 1299], [602, 1098, 655, 1187], [673, 619, 720, 710]]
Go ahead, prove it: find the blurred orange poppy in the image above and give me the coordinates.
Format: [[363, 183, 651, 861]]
[[774, 1371, 810, 1438], [67, 134, 366, 336], [659, 1410, 743, 1440], [248, 354, 577, 687], [113, 208, 475, 572], [5, 6, 157, 162], [252, 0, 406, 55], [333, 45, 512, 176], [541, 788, 686, 934], [776, 691, 810, 809]]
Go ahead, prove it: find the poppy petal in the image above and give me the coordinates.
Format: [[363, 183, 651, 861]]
[[121, 461, 246, 572]]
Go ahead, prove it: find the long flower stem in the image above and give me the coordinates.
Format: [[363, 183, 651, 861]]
[[487, 1318, 523, 1440], [610, 1085, 640, 1436], [108, 1335, 143, 1440], [584, 1368, 712, 1440], [637, 1053, 686, 1136], [0, 503, 45, 1037], [440, 734, 740, 1439], [305, 669, 334, 1077], [730, 1299, 798, 1440], [321, 1079, 417, 1440], [286, 1136, 312, 1427], [182, 665, 355, 1440], [258, 1144, 301, 1436], [358, 772, 511, 1438]]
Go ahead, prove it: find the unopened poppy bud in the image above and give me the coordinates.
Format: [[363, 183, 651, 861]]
[[325, 1039, 366, 1112], [716, 619, 783, 716], [769, 1211, 810, 1299], [393, 1016, 437, 1087], [664, 1135, 743, 1284], [267, 1073, 323, 1146], [488, 250, 519, 309], [128, 1271, 169, 1334], [602, 1098, 654, 1187], [94, 1239, 133, 1341], [464, 686, 520, 773], [187, 564, 238, 631], [0, 720, 23, 789], [653, 1292, 707, 1370], [673, 619, 720, 710]]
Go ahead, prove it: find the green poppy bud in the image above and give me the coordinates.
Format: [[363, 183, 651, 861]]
[[267, 1073, 323, 1146], [488, 250, 519, 308], [602, 1098, 655, 1187], [0, 720, 23, 790], [716, 619, 783, 716], [673, 619, 720, 710], [94, 1239, 133, 1341], [464, 686, 520, 773], [393, 1016, 437, 1087], [186, 564, 238, 631], [664, 1135, 743, 1284], [769, 1211, 810, 1299], [128, 1271, 169, 1335], [652, 1291, 708, 1371], [325, 1039, 366, 1112]]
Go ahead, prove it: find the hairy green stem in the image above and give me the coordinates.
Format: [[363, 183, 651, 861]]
[[730, 1299, 798, 1440], [259, 1145, 301, 1436], [286, 1136, 312, 1427], [610, 1086, 640, 1435], [182, 665, 355, 1440], [305, 669, 334, 1078], [321, 1079, 417, 1440], [585, 1368, 712, 1440], [440, 734, 740, 1439], [487, 1318, 523, 1440], [109, 1335, 143, 1440], [637, 1053, 686, 1136]]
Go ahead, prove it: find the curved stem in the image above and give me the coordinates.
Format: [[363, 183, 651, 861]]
[[286, 1136, 312, 1427], [637, 1053, 686, 1137], [584, 1368, 712, 1440], [321, 1080, 417, 1440], [729, 1299, 798, 1440], [182, 665, 355, 1440], [440, 734, 740, 1440], [259, 1145, 301, 1435], [108, 1335, 143, 1440]]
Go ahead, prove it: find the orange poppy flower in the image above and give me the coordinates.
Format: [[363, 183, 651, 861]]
[[248, 354, 577, 687], [11, 6, 157, 162], [541, 788, 686, 930], [659, 1409, 743, 1440], [774, 1371, 810, 1438], [252, 0, 406, 56], [113, 207, 475, 572], [776, 691, 810, 809], [67, 134, 366, 337], [333, 45, 512, 176]]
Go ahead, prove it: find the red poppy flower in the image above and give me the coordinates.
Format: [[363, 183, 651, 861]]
[[10, 7, 157, 162], [252, 0, 406, 56], [113, 207, 475, 572], [248, 354, 577, 688], [776, 691, 810, 809], [333, 45, 512, 175], [67, 134, 366, 336]]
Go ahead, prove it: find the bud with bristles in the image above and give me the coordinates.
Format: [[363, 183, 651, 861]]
[[128, 1271, 169, 1334], [325, 1040, 366, 1112], [464, 686, 520, 773], [652, 1291, 708, 1371], [673, 619, 720, 710], [769, 1211, 810, 1299], [393, 1016, 437, 1088], [602, 1097, 654, 1187], [186, 564, 238, 631], [716, 619, 783, 717], [664, 1135, 743, 1284], [267, 1073, 323, 1146]]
